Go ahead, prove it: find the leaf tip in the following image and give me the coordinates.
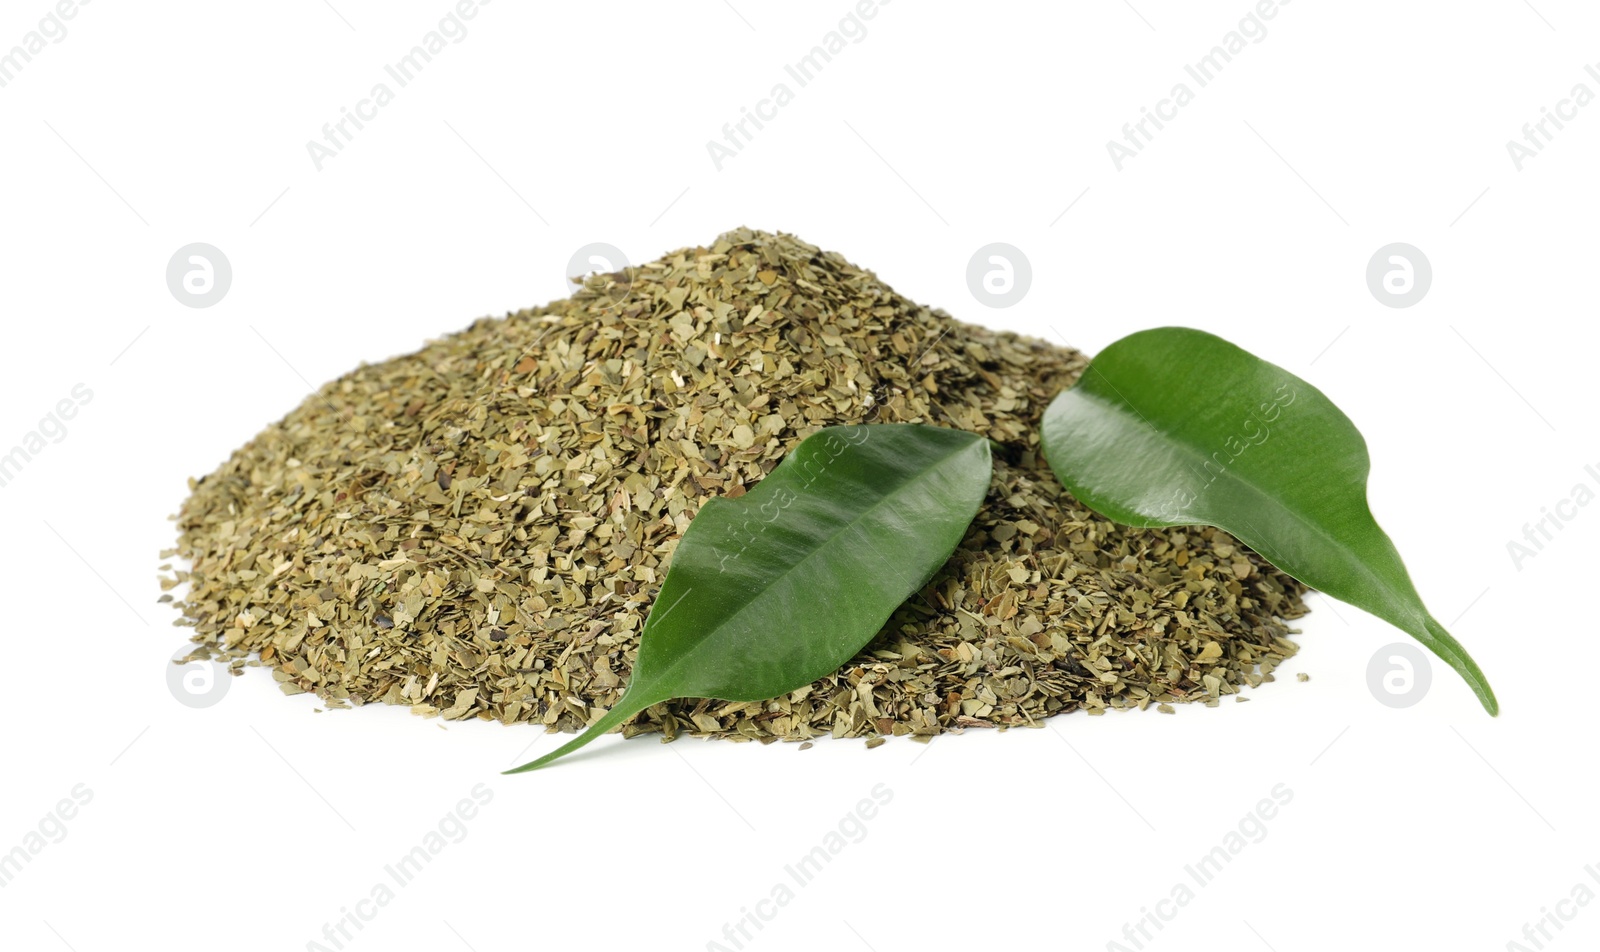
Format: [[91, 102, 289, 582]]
[[499, 692, 656, 775], [1479, 686, 1500, 717]]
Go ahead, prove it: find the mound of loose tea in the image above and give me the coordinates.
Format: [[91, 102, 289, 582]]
[[168, 228, 1307, 744]]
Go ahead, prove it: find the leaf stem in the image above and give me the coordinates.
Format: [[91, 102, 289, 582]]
[[504, 691, 658, 773]]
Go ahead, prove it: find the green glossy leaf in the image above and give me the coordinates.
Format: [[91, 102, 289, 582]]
[[1040, 327, 1497, 715], [507, 423, 993, 772]]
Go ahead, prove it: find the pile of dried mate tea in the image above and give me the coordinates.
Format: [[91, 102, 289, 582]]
[[167, 228, 1308, 745]]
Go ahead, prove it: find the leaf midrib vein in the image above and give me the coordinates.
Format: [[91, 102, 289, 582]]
[[644, 438, 982, 691]]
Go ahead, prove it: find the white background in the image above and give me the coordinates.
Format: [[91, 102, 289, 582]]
[[2, 1, 1596, 950]]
